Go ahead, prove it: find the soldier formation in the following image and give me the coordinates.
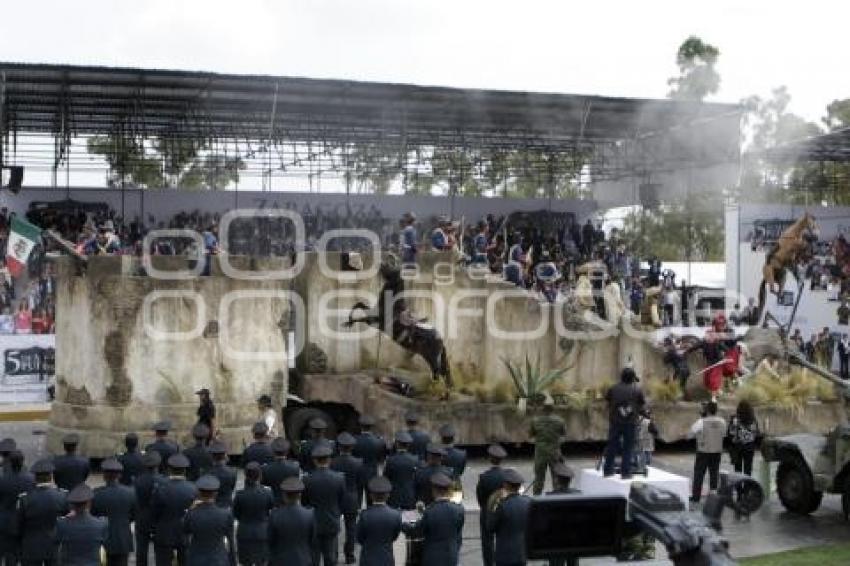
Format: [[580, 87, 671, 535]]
[[0, 404, 573, 566]]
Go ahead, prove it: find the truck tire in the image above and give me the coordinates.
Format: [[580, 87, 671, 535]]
[[776, 455, 823, 514], [286, 407, 337, 441]]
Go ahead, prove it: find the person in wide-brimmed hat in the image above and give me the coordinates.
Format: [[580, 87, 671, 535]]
[[195, 387, 216, 443], [431, 215, 454, 251]]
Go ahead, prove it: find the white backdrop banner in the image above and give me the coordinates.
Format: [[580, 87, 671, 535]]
[[0, 334, 55, 404]]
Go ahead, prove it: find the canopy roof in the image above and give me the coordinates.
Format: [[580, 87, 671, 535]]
[[0, 62, 739, 148], [0, 63, 742, 191]]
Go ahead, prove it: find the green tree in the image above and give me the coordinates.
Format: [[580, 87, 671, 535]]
[[824, 98, 850, 131], [619, 194, 724, 262], [86, 135, 163, 188], [739, 87, 824, 203], [667, 36, 721, 101], [87, 134, 244, 189], [341, 143, 405, 194]]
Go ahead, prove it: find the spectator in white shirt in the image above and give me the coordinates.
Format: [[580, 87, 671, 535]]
[[688, 401, 726, 503]]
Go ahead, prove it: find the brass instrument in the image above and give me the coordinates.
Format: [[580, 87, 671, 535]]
[[450, 478, 464, 505], [487, 482, 532, 515], [487, 487, 507, 515]]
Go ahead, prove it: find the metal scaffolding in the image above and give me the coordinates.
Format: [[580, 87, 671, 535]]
[[0, 62, 742, 192]]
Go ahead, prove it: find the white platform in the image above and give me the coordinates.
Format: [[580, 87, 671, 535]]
[[578, 466, 690, 505]]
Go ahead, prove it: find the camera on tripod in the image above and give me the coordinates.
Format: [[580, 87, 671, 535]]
[[526, 472, 763, 566]]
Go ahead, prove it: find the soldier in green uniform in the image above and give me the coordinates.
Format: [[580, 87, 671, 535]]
[[529, 398, 565, 495]]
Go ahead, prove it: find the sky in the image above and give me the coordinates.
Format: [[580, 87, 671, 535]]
[[1, 0, 848, 190], [1, 0, 847, 124]]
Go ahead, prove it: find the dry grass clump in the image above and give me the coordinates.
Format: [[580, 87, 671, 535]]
[[556, 390, 592, 410], [472, 380, 516, 404], [646, 379, 682, 403], [588, 379, 616, 401], [419, 379, 450, 401], [735, 368, 835, 412]]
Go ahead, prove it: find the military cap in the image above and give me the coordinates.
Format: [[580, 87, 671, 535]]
[[487, 444, 507, 459], [251, 422, 269, 436], [208, 441, 228, 455], [311, 444, 333, 459], [337, 432, 356, 447], [31, 459, 55, 474], [67, 484, 94, 504], [552, 462, 575, 480], [142, 452, 162, 467], [368, 476, 392, 494], [404, 412, 419, 424], [244, 461, 262, 479], [124, 432, 139, 443], [502, 468, 524, 486], [0, 438, 16, 452], [271, 437, 291, 454], [192, 424, 210, 439], [196, 474, 220, 492], [195, 388, 210, 396], [62, 433, 80, 445], [358, 415, 376, 427], [168, 453, 190, 469], [309, 417, 328, 430], [426, 444, 446, 457], [438, 424, 456, 439], [395, 431, 413, 444], [430, 472, 452, 488], [281, 477, 305, 493], [101, 458, 123, 473], [153, 421, 172, 432]]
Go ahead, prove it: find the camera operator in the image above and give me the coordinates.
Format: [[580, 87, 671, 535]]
[[603, 367, 646, 479], [689, 401, 726, 504]]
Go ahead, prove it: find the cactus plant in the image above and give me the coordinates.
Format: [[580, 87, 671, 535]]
[[502, 354, 570, 406]]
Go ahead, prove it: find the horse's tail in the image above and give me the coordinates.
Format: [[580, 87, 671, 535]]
[[754, 279, 767, 326]]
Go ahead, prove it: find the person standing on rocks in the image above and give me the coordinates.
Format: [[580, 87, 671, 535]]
[[195, 388, 216, 443]]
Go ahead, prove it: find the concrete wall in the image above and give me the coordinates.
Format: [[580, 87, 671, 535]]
[[48, 256, 290, 457], [45, 249, 732, 455], [297, 252, 669, 392]]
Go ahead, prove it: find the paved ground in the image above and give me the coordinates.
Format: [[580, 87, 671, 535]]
[[5, 421, 849, 565]]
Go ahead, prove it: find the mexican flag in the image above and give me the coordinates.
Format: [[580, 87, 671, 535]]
[[6, 217, 41, 277]]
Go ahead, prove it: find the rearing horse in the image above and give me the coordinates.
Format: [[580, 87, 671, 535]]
[[755, 212, 818, 324], [344, 262, 452, 390]]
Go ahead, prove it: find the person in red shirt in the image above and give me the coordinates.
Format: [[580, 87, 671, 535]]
[[14, 301, 31, 334], [31, 308, 53, 334]]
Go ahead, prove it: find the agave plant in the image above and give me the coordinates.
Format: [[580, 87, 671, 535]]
[[502, 354, 570, 404]]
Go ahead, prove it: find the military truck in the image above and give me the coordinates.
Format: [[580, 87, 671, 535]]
[[761, 353, 850, 517]]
